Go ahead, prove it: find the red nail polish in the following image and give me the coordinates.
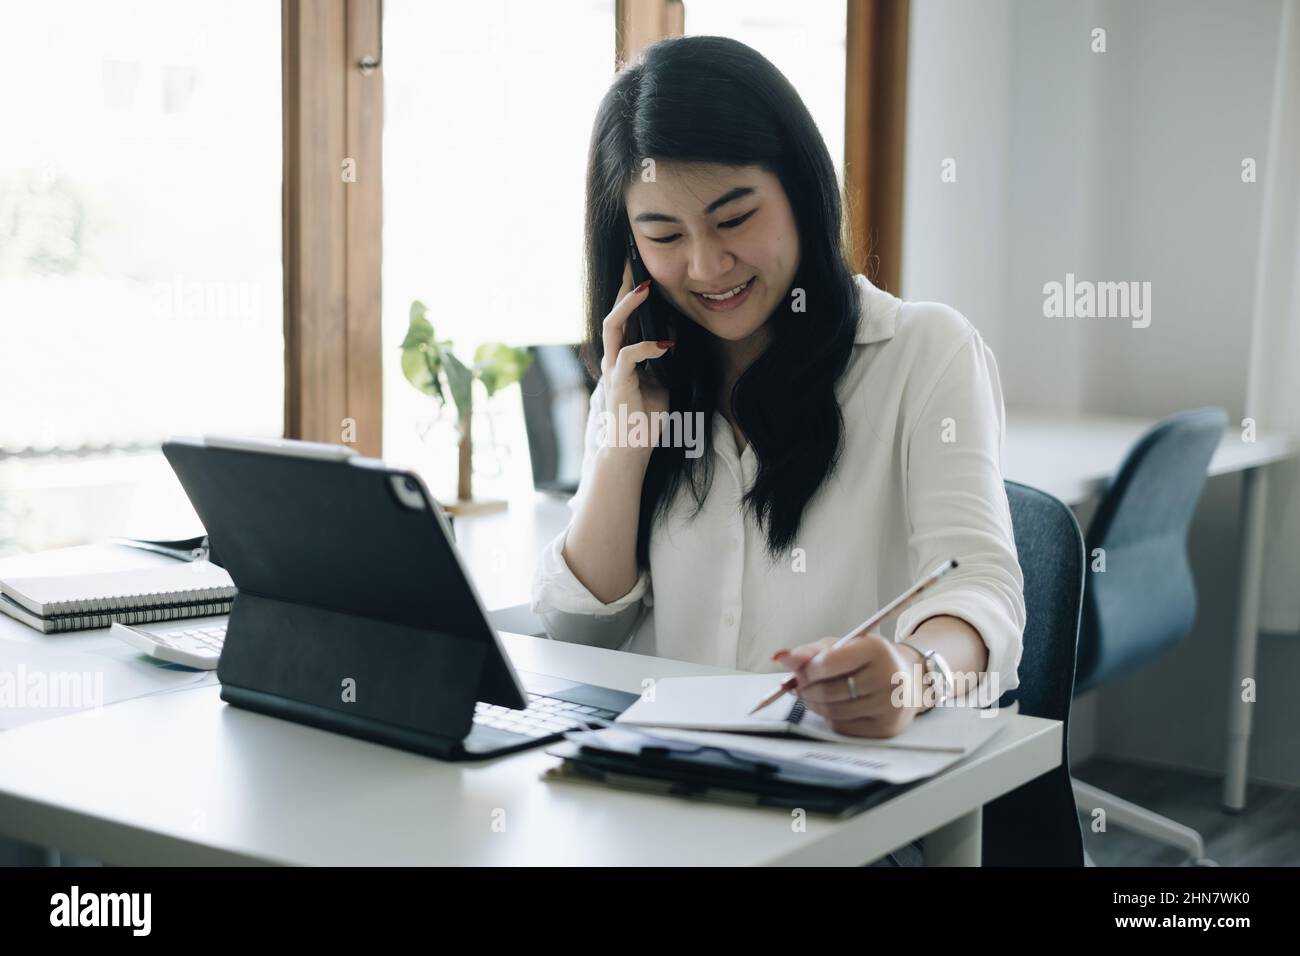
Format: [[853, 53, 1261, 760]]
[[772, 650, 790, 660], [657, 340, 674, 349], [635, 280, 650, 292]]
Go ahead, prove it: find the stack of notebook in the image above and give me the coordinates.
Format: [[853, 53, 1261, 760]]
[[0, 543, 234, 634]]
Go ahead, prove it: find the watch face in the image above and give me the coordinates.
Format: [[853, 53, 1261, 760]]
[[926, 652, 954, 704]]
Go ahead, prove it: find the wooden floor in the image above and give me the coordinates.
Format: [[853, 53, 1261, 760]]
[[1074, 756, 1300, 866]]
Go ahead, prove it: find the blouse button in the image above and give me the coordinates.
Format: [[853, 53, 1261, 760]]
[[723, 611, 736, 627]]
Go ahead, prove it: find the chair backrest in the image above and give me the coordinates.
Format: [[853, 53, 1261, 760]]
[[1075, 407, 1227, 694], [982, 480, 1086, 866], [519, 344, 595, 496]]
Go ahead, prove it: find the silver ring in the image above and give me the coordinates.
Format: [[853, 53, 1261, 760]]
[[847, 674, 858, 700]]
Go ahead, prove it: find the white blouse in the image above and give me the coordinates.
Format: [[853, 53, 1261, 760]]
[[530, 274, 1025, 700]]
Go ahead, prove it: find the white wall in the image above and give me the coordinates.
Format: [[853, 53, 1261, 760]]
[[901, 0, 1013, 351], [904, 0, 1298, 786]]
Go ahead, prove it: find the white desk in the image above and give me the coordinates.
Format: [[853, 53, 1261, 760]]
[[0, 630, 1059, 866], [1001, 410, 1295, 505], [454, 409, 1298, 812]]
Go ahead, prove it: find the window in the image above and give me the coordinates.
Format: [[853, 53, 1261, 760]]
[[0, 0, 282, 554], [382, 0, 617, 500]]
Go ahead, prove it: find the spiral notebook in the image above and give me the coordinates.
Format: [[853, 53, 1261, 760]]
[[0, 562, 235, 634]]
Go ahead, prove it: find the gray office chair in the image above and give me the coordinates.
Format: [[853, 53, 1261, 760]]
[[488, 603, 547, 638], [1071, 407, 1227, 866], [981, 481, 1086, 866]]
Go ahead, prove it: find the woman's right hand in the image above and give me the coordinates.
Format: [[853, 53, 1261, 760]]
[[599, 259, 673, 454]]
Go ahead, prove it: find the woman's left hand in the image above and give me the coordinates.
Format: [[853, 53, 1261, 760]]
[[774, 634, 925, 738]]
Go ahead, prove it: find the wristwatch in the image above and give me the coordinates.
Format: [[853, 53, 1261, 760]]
[[906, 643, 955, 710]]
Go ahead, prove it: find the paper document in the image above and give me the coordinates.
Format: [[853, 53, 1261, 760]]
[[616, 673, 1003, 750], [639, 716, 1008, 785]]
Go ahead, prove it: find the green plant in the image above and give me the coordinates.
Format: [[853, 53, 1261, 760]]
[[399, 300, 532, 501]]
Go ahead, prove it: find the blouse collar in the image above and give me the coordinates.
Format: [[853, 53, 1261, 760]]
[[852, 273, 901, 345]]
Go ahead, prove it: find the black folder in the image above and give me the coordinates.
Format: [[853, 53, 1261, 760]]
[[545, 726, 902, 817]]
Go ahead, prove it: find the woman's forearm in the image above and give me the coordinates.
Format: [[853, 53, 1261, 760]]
[[562, 445, 652, 604], [899, 614, 990, 697]]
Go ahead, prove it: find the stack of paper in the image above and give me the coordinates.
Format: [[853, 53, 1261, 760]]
[[612, 673, 1008, 784]]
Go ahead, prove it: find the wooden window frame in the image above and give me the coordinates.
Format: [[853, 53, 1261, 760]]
[[845, 0, 910, 295], [281, 0, 383, 457]]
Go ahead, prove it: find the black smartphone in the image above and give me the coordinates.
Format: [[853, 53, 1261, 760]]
[[625, 228, 672, 387]]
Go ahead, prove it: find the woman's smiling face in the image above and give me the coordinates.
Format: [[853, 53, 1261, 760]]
[[624, 162, 800, 344]]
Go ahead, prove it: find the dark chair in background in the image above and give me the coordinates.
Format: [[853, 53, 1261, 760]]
[[519, 344, 595, 497], [982, 480, 1087, 866], [1070, 407, 1227, 866]]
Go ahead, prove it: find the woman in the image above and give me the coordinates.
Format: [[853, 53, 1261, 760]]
[[531, 36, 1025, 751]]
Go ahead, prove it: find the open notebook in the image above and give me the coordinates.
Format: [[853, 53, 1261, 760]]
[[0, 560, 234, 634], [615, 673, 1001, 752]]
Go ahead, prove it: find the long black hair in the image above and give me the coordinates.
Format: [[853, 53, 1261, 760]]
[[582, 35, 860, 570]]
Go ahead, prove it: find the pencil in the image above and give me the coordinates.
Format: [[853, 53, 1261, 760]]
[[746, 558, 959, 716]]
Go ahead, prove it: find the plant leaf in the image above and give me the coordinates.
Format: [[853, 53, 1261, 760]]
[[474, 343, 533, 398], [400, 303, 434, 350], [440, 347, 473, 422], [399, 300, 446, 402], [400, 344, 444, 403]]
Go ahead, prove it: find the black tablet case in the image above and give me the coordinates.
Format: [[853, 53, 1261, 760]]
[[161, 440, 527, 760]]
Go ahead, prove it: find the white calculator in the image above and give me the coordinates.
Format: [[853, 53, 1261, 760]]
[[110, 621, 228, 670]]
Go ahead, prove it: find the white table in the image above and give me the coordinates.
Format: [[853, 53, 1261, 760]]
[[0, 630, 1060, 866], [454, 409, 1298, 813]]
